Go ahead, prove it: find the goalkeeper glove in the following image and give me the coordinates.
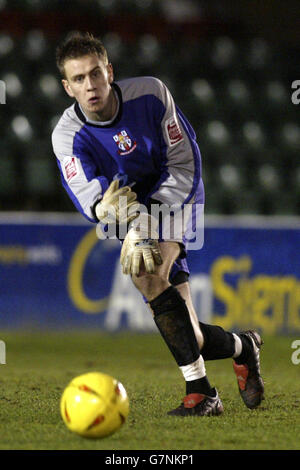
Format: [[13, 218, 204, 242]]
[[120, 212, 163, 276], [95, 179, 139, 226]]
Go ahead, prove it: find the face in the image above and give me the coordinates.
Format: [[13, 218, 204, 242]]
[[62, 54, 115, 121]]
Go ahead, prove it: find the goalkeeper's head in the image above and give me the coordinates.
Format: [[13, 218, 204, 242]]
[[56, 31, 109, 78], [56, 31, 116, 122]]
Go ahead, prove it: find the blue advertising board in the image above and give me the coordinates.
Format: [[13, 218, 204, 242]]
[[0, 213, 299, 334]]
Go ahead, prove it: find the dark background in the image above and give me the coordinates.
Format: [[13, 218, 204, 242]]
[[0, 0, 299, 215]]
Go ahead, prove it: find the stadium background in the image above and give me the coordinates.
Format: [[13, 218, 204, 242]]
[[0, 0, 299, 335]]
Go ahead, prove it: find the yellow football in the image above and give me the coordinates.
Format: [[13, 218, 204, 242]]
[[60, 372, 129, 438]]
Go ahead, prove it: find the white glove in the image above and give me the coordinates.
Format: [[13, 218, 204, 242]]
[[120, 212, 163, 276], [95, 179, 139, 226]]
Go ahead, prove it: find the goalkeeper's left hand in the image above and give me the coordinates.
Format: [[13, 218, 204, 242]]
[[120, 213, 163, 276]]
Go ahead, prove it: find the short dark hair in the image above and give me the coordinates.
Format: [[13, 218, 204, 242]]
[[56, 32, 108, 78]]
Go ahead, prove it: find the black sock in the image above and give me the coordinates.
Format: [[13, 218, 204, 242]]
[[186, 376, 215, 397], [234, 334, 253, 364], [150, 286, 201, 367], [150, 287, 215, 398], [199, 322, 236, 361]]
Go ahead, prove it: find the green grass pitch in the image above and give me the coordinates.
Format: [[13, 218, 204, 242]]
[[0, 330, 299, 450]]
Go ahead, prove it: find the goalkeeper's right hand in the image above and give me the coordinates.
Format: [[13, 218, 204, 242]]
[[95, 179, 139, 226], [120, 213, 163, 276]]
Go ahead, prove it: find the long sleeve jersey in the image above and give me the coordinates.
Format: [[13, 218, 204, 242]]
[[52, 76, 204, 223]]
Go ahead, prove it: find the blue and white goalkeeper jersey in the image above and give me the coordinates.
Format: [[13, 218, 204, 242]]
[[52, 76, 204, 224]]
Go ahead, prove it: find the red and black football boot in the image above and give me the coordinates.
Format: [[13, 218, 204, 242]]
[[233, 330, 264, 409], [167, 388, 224, 417]]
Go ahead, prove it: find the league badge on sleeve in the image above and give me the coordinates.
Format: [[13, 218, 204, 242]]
[[165, 116, 184, 146], [64, 156, 79, 182], [113, 130, 137, 156]]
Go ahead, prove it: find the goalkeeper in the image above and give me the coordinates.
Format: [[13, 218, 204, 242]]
[[52, 32, 264, 416]]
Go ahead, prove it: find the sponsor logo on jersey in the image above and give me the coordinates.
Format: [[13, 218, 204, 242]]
[[64, 157, 79, 182], [113, 130, 137, 155], [165, 116, 184, 146]]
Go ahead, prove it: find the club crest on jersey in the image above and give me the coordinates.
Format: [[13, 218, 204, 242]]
[[113, 130, 137, 155]]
